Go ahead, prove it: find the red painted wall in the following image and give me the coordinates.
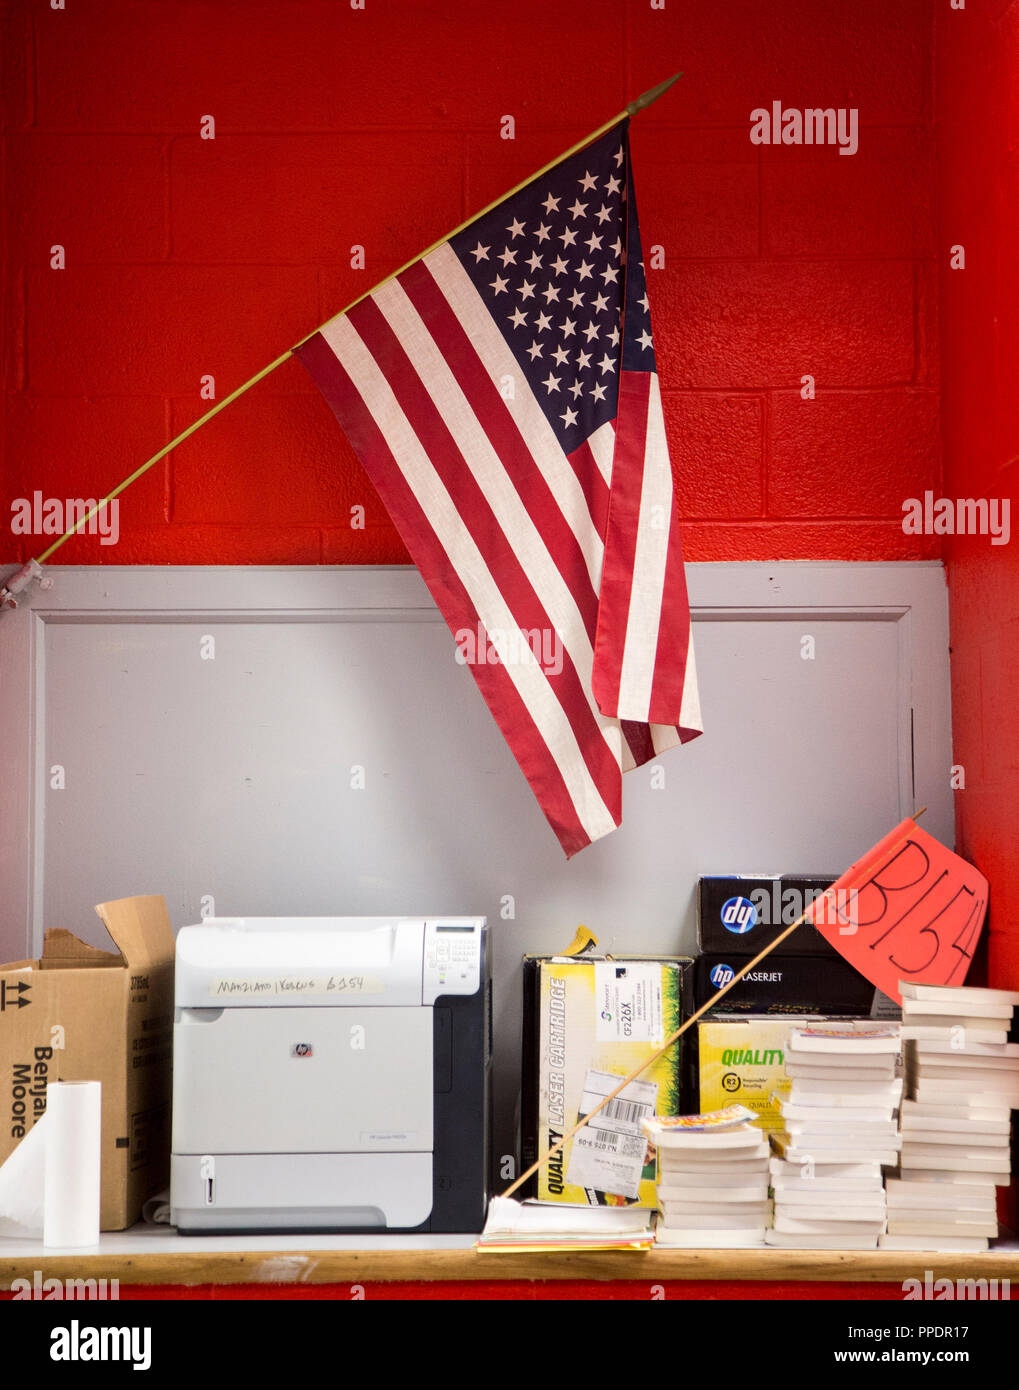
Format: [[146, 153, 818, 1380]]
[[3, 8, 1017, 970], [2, 0, 940, 566], [936, 2, 1019, 993], [2, 0, 1017, 1292]]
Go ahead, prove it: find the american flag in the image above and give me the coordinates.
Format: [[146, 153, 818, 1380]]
[[297, 120, 702, 856]]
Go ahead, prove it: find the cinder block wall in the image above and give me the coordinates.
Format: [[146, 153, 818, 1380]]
[[1, 0, 939, 564], [4, 0, 1017, 1225], [936, 1, 1019, 996], [5, 4, 1014, 980]]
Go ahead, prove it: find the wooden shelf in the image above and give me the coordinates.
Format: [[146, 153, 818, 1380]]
[[3, 1230, 1018, 1288]]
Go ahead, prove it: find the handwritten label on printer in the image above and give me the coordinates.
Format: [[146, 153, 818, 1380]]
[[210, 975, 384, 999], [594, 963, 664, 1043]]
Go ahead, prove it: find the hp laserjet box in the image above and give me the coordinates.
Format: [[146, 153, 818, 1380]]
[[695, 953, 897, 1017]]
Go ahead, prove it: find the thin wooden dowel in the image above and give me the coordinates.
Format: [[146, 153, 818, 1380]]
[[34, 350, 295, 564], [291, 73, 680, 344]]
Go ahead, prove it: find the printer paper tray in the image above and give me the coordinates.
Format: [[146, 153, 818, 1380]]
[[171, 1151, 433, 1233]]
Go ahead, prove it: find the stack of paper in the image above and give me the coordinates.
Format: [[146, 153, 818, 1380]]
[[476, 1196, 654, 1252], [642, 1106, 772, 1248], [766, 1023, 902, 1250], [880, 984, 1019, 1252]]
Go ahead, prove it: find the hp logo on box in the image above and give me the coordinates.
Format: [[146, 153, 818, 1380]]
[[721, 896, 756, 935], [709, 963, 735, 988]]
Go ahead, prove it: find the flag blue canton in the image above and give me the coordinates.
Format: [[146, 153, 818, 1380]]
[[451, 121, 656, 455]]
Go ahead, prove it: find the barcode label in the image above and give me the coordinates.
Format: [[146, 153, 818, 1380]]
[[601, 1097, 653, 1126], [588, 1131, 644, 1157], [563, 1067, 660, 1201]]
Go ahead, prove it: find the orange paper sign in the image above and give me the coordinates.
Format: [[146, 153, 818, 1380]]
[[807, 820, 988, 1004]]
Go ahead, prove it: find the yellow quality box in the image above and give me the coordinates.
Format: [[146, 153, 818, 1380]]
[[698, 1015, 810, 1133]]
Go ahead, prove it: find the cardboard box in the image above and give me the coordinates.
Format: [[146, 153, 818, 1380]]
[[521, 954, 694, 1206], [697, 1013, 904, 1133], [697, 1015, 811, 1133], [695, 952, 898, 1018], [1, 895, 174, 1230], [698, 874, 843, 958]]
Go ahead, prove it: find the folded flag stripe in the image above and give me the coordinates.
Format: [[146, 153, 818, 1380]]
[[374, 261, 603, 647], [300, 313, 623, 852], [414, 278, 606, 624], [594, 372, 684, 724], [412, 245, 610, 598], [297, 119, 701, 854]]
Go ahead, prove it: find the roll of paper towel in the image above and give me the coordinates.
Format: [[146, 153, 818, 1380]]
[[44, 1081, 102, 1247], [0, 1113, 48, 1236]]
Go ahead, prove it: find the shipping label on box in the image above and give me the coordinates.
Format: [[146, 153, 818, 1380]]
[[527, 956, 689, 1207], [1, 895, 175, 1230]]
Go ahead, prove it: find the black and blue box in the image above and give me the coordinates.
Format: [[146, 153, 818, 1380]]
[[698, 874, 844, 959]]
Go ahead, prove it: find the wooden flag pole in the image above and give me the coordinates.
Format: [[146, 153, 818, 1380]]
[[33, 349, 294, 565], [15, 75, 683, 580], [501, 808, 926, 1201], [290, 72, 684, 342]]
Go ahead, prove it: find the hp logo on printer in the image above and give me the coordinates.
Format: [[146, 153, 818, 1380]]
[[709, 963, 735, 989], [721, 896, 756, 935], [291, 1043, 313, 1057]]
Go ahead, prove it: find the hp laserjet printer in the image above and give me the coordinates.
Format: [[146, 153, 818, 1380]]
[[170, 916, 490, 1233]]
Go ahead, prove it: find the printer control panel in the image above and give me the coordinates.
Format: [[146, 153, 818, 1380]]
[[422, 919, 484, 1004]]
